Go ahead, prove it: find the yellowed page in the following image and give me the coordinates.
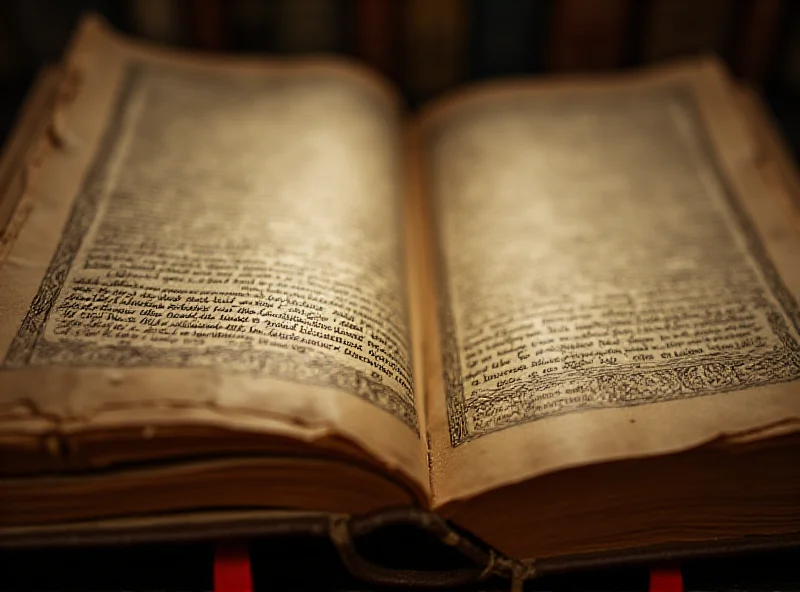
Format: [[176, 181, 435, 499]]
[[414, 59, 800, 508], [0, 67, 63, 248], [735, 87, 800, 220], [0, 18, 429, 500]]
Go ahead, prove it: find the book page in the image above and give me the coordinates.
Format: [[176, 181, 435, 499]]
[[0, 67, 63, 241], [0, 19, 429, 498], [413, 60, 800, 507]]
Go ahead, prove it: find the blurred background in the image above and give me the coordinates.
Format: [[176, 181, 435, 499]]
[[1, 0, 800, 155]]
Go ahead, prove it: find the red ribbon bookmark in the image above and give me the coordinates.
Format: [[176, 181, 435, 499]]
[[214, 542, 252, 592], [650, 566, 683, 592]]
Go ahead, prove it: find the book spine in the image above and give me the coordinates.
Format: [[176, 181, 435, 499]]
[[548, 0, 631, 71], [402, 0, 467, 102], [228, 0, 273, 51], [733, 0, 782, 82], [127, 0, 184, 45], [640, 0, 736, 63], [186, 0, 226, 50], [468, 0, 543, 78], [354, 0, 399, 80], [272, 0, 345, 53]]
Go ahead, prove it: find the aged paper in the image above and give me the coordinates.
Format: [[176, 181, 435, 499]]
[[0, 67, 63, 247], [0, 19, 429, 498], [734, 87, 800, 219], [416, 60, 800, 507]]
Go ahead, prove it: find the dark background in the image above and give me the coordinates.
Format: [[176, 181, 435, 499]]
[[2, 537, 800, 591], [2, 0, 800, 157], [1, 1, 799, 589]]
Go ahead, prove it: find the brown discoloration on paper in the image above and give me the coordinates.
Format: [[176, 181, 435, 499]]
[[0, 68, 63, 256], [413, 60, 800, 507], [2, 20, 800, 557], [734, 87, 800, 221], [0, 18, 429, 503]]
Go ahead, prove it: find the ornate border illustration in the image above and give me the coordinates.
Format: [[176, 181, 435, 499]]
[[431, 89, 800, 446], [1, 63, 419, 434]]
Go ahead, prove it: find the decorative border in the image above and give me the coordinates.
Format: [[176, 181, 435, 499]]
[[2, 62, 419, 434], [3, 65, 142, 369], [430, 89, 800, 446]]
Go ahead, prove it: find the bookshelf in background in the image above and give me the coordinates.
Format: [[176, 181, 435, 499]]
[[127, 0, 184, 45], [638, 0, 737, 64], [402, 0, 467, 104], [187, 0, 225, 50], [733, 0, 782, 83], [548, 0, 630, 71], [271, 0, 345, 54], [0, 0, 800, 141], [353, 0, 400, 82], [468, 0, 547, 79], [228, 0, 272, 52]]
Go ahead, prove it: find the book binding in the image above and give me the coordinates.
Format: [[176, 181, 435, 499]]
[[1, 507, 798, 588]]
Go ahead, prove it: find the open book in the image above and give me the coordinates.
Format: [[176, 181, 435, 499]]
[[1, 17, 799, 583]]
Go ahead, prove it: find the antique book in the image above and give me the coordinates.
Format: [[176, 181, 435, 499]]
[[1, 17, 799, 587]]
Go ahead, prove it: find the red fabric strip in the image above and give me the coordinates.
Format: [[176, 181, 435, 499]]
[[214, 542, 252, 592], [650, 566, 684, 592]]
